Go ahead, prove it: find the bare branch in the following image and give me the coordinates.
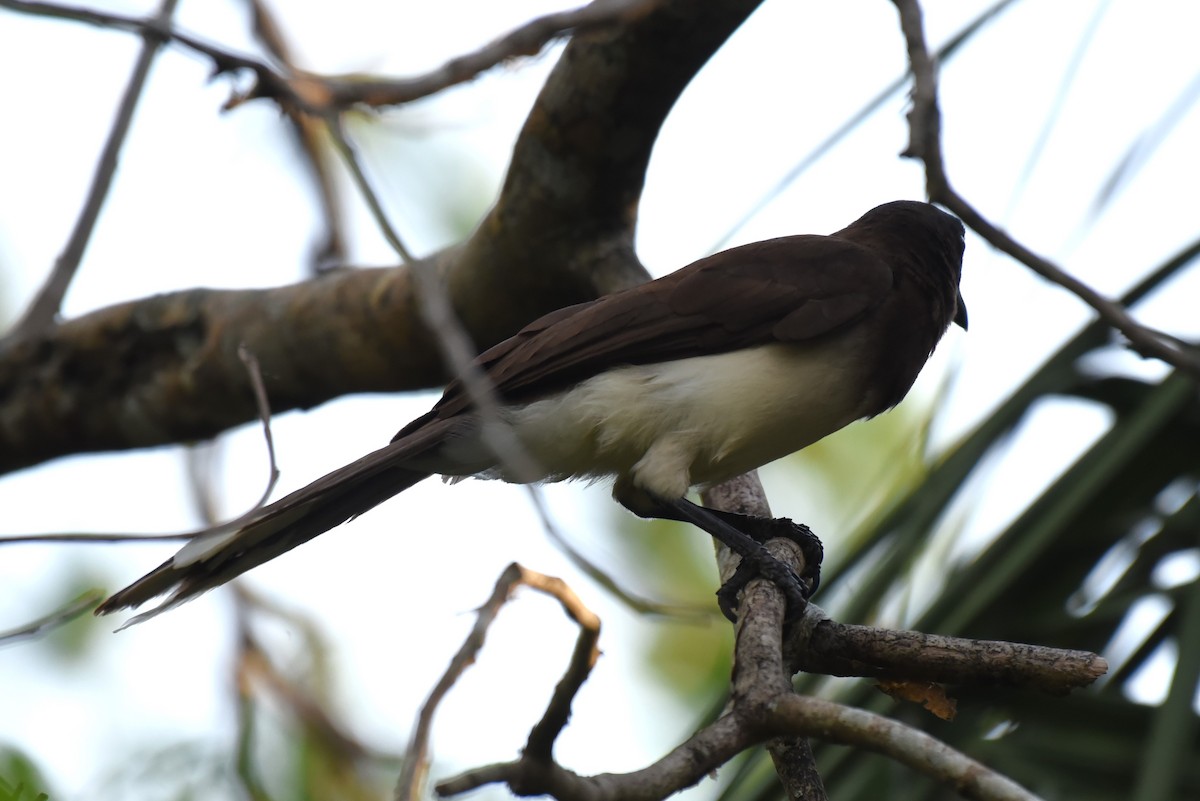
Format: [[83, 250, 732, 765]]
[[0, 589, 104, 647], [328, 114, 557, 498], [239, 0, 348, 274], [237, 344, 282, 510], [0, 0, 656, 115], [531, 500, 715, 620], [318, 0, 659, 111], [6, 0, 181, 339], [889, 0, 1200, 378], [436, 521, 1062, 801], [520, 570, 604, 760], [798, 620, 1108, 695], [768, 694, 1042, 801], [438, 713, 752, 801], [704, 474, 827, 801], [396, 564, 601, 801]]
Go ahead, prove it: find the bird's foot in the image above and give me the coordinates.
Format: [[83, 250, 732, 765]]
[[710, 513, 823, 623], [613, 493, 823, 624]]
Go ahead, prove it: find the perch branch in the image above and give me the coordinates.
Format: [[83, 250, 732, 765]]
[[705, 474, 827, 801]]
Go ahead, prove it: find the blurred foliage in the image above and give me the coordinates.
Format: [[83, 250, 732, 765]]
[[38, 576, 108, 665], [0, 747, 52, 801], [225, 592, 404, 801]]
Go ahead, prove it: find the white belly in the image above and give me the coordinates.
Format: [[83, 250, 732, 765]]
[[496, 342, 871, 498]]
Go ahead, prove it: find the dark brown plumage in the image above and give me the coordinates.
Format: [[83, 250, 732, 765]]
[[98, 200, 966, 622]]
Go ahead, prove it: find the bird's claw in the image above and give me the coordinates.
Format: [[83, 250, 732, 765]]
[[715, 517, 823, 623]]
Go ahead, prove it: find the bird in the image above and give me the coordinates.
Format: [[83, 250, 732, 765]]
[[97, 200, 967, 624]]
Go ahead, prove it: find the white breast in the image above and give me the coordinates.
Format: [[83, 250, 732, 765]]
[[495, 341, 871, 499]]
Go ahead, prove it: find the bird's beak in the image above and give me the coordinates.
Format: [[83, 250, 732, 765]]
[[954, 291, 968, 330]]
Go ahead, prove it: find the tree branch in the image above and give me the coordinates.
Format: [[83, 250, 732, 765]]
[[0, 0, 655, 115], [889, 0, 1200, 378], [7, 0, 180, 338], [396, 564, 600, 801], [767, 695, 1040, 801], [705, 475, 828, 801], [433, 511, 1067, 801], [0, 0, 764, 475], [797, 618, 1107, 695]]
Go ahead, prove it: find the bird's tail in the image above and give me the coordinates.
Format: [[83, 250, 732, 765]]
[[96, 442, 433, 624]]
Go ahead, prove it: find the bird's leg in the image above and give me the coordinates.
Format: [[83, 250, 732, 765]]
[[626, 494, 822, 622]]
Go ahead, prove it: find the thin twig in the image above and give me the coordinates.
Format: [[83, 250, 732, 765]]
[[0, 0, 296, 108], [396, 564, 601, 801], [521, 570, 603, 760], [237, 343, 281, 509], [710, 0, 1020, 253], [6, 0, 180, 338], [0, 589, 104, 647], [526, 489, 716, 620], [889, 0, 1200, 378], [239, 0, 348, 273], [323, 119, 416, 262], [317, 0, 657, 110], [335, 112, 703, 647], [325, 118, 550, 487], [0, 531, 196, 545], [0, 0, 654, 115]]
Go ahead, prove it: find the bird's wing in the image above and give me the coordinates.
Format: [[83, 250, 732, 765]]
[[421, 234, 895, 422]]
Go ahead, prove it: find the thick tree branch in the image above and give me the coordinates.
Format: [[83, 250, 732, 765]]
[[0, 0, 764, 475], [0, 264, 446, 473]]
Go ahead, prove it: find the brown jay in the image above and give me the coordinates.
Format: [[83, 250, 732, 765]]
[[98, 200, 967, 623]]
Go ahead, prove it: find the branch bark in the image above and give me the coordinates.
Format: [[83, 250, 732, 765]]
[[0, 0, 765, 475]]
